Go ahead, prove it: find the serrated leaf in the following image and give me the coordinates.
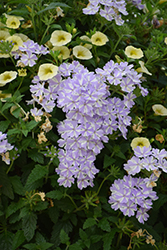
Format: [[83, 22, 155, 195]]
[[26, 164, 47, 185], [21, 129, 28, 137], [115, 151, 126, 160], [26, 120, 38, 130], [60, 229, 70, 244], [21, 137, 33, 150], [103, 229, 118, 250], [0, 120, 10, 132], [69, 243, 82, 250], [98, 218, 111, 232], [48, 205, 59, 224], [0, 231, 14, 250], [37, 2, 70, 14], [46, 190, 63, 200], [22, 213, 37, 241], [1, 102, 14, 112], [23, 243, 36, 250], [6, 199, 25, 218], [83, 218, 96, 229], [10, 176, 25, 195], [153, 194, 167, 210], [28, 150, 44, 164], [7, 128, 21, 136], [51, 221, 73, 246], [79, 229, 87, 241], [12, 230, 25, 250]]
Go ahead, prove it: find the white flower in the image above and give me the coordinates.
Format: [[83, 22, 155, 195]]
[[91, 31, 109, 46], [152, 104, 167, 116], [52, 46, 70, 59], [0, 30, 10, 40], [0, 71, 17, 86], [6, 35, 23, 51], [136, 61, 152, 75], [73, 45, 92, 60], [6, 16, 20, 29], [125, 46, 144, 59], [38, 63, 58, 81], [164, 37, 167, 45], [80, 35, 92, 50], [131, 137, 150, 150], [50, 30, 72, 46]]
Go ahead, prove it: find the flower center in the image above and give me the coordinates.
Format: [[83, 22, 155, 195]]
[[58, 36, 65, 42]]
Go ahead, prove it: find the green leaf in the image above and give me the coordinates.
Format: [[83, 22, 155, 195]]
[[0, 120, 10, 132], [6, 199, 25, 218], [26, 164, 47, 185], [69, 243, 82, 250], [79, 229, 87, 241], [23, 243, 36, 250], [7, 128, 21, 136], [0, 231, 14, 250], [153, 194, 167, 210], [83, 218, 96, 229], [46, 190, 63, 200], [98, 218, 111, 232], [37, 2, 70, 15], [10, 176, 25, 195], [22, 213, 37, 241], [21, 137, 33, 150], [12, 230, 25, 250], [1, 102, 14, 112], [115, 151, 126, 160], [60, 229, 70, 244], [0, 167, 14, 200], [104, 154, 116, 168], [103, 229, 118, 250], [26, 120, 38, 130], [28, 150, 44, 164], [21, 129, 29, 137], [11, 107, 22, 118]]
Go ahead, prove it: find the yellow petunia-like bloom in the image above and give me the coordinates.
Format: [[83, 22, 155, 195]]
[[50, 30, 72, 46], [125, 46, 144, 59], [38, 63, 58, 81], [6, 35, 23, 51], [80, 35, 92, 50], [164, 37, 167, 45], [73, 45, 93, 60], [52, 45, 70, 60], [0, 91, 11, 102], [136, 61, 152, 75], [0, 71, 17, 86], [152, 104, 167, 116], [6, 16, 20, 29], [131, 137, 150, 150], [91, 31, 109, 46], [0, 30, 10, 41]]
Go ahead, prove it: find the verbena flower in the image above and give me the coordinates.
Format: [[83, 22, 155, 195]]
[[131, 137, 150, 150], [0, 131, 14, 164], [38, 63, 58, 81], [0, 71, 17, 86], [125, 46, 144, 59], [152, 104, 167, 116], [50, 30, 72, 46], [91, 31, 109, 46], [73, 45, 93, 60]]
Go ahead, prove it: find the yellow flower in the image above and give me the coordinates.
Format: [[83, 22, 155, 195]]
[[152, 104, 167, 116], [131, 137, 150, 150], [136, 61, 152, 75], [164, 37, 167, 45], [15, 33, 29, 42], [18, 68, 27, 77], [52, 46, 70, 60], [91, 31, 109, 46], [125, 46, 144, 59], [50, 30, 72, 46], [38, 63, 58, 81], [0, 91, 11, 102], [80, 35, 92, 50], [0, 71, 17, 86], [0, 30, 10, 41], [6, 35, 23, 51], [73, 45, 92, 60], [6, 16, 20, 29]]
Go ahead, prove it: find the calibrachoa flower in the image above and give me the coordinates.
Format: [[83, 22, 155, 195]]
[[6, 35, 23, 51], [130, 137, 150, 150], [108, 175, 158, 223], [0, 71, 17, 86], [91, 31, 109, 46], [80, 35, 92, 50], [50, 30, 72, 46], [152, 104, 167, 116], [38, 63, 58, 81], [52, 46, 70, 60], [6, 16, 20, 29], [125, 46, 144, 59], [73, 45, 93, 60], [136, 61, 152, 75]]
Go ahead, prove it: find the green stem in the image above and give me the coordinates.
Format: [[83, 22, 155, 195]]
[[17, 77, 24, 91], [110, 35, 123, 57], [30, 4, 38, 41], [6, 160, 14, 174], [0, 111, 10, 121], [96, 172, 113, 196], [40, 17, 53, 45], [65, 193, 78, 209]]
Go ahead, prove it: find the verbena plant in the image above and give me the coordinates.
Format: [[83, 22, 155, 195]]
[[0, 0, 167, 249]]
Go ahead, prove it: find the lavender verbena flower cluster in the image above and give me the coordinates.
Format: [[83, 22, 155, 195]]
[[28, 59, 147, 189], [0, 131, 14, 164], [82, 0, 144, 25], [109, 145, 167, 223], [124, 146, 167, 175], [17, 40, 48, 67], [108, 175, 158, 223], [83, 0, 128, 25]]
